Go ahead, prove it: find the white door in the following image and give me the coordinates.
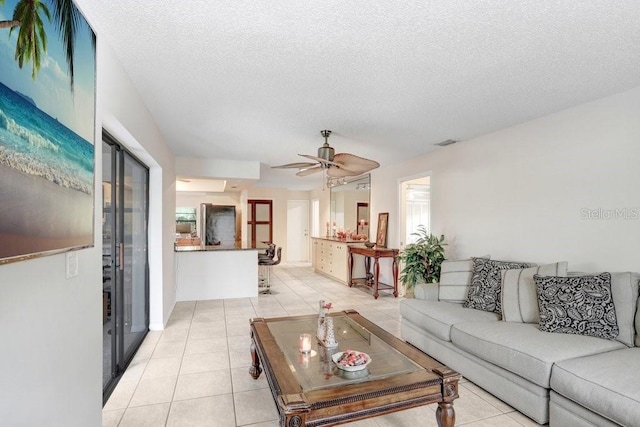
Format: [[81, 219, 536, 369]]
[[287, 200, 310, 262]]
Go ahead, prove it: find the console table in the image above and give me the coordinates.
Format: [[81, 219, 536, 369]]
[[348, 246, 399, 299]]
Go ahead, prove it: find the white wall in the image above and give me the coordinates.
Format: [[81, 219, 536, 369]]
[[310, 187, 331, 237], [372, 86, 640, 274], [0, 248, 102, 426], [99, 42, 177, 330], [0, 29, 177, 427]]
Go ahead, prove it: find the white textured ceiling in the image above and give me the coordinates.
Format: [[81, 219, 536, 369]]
[[77, 0, 640, 190]]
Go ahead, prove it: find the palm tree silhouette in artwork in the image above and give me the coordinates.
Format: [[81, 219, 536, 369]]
[[0, 0, 95, 92], [9, 0, 51, 80]]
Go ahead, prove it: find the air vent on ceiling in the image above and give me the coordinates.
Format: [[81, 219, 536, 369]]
[[435, 139, 457, 147]]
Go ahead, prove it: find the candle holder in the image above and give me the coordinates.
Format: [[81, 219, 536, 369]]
[[322, 317, 338, 348], [299, 333, 312, 353]]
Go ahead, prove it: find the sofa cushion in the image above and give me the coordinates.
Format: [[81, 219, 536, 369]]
[[400, 299, 499, 342], [464, 258, 533, 314], [438, 257, 489, 303], [552, 348, 640, 427], [450, 321, 625, 388], [606, 272, 639, 348], [414, 282, 439, 300], [535, 273, 619, 340], [501, 262, 568, 323], [608, 272, 639, 347]]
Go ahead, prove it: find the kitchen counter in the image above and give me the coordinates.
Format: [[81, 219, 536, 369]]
[[175, 244, 261, 300], [175, 242, 259, 252], [312, 237, 369, 244]]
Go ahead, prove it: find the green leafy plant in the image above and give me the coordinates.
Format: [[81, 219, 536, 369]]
[[399, 225, 446, 290]]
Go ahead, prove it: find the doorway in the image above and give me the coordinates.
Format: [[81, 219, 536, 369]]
[[399, 174, 431, 248], [287, 200, 310, 262], [247, 199, 273, 247], [102, 131, 150, 402]]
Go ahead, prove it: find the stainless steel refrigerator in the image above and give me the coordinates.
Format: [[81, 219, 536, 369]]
[[200, 204, 236, 246]]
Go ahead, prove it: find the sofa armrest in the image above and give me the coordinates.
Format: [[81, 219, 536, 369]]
[[414, 282, 439, 300]]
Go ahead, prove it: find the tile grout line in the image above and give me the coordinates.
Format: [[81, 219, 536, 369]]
[[223, 299, 241, 427], [163, 307, 193, 426]]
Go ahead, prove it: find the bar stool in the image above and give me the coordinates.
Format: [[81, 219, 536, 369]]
[[258, 244, 275, 286], [258, 247, 281, 294], [258, 243, 276, 262]]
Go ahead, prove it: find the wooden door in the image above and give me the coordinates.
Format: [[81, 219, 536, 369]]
[[247, 199, 273, 247]]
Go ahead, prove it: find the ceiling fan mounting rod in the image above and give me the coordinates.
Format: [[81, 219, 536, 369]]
[[318, 129, 334, 162]]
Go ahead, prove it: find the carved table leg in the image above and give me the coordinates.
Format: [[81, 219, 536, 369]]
[[373, 257, 380, 299], [348, 251, 354, 287], [432, 366, 460, 427], [392, 254, 399, 297], [436, 401, 455, 427], [249, 336, 262, 379]]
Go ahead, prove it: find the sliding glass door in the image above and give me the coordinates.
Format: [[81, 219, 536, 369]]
[[102, 132, 149, 401]]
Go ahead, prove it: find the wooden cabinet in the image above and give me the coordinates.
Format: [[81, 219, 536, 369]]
[[331, 242, 348, 282], [175, 237, 202, 246], [311, 238, 358, 283]]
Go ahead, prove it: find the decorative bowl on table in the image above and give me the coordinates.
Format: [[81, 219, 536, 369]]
[[335, 366, 370, 379], [332, 350, 372, 371], [364, 241, 375, 248]]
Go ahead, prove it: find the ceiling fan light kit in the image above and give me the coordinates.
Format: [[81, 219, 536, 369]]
[[272, 130, 380, 186]]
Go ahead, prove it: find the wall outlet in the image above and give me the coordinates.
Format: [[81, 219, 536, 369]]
[[66, 252, 79, 279]]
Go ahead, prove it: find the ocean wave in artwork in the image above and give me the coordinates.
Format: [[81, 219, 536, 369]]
[[0, 107, 93, 195], [0, 108, 60, 153]]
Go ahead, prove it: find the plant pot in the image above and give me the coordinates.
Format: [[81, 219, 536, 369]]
[[403, 287, 415, 298]]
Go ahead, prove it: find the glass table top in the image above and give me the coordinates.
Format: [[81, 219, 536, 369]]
[[267, 315, 421, 392]]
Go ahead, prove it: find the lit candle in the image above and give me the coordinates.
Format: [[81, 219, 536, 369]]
[[299, 333, 312, 353]]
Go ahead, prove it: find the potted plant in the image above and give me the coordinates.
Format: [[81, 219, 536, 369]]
[[399, 225, 446, 296]]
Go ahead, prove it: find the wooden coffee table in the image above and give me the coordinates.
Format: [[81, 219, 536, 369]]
[[249, 309, 460, 427]]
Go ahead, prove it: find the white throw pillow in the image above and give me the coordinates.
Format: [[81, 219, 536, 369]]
[[501, 262, 568, 323], [438, 256, 489, 303]]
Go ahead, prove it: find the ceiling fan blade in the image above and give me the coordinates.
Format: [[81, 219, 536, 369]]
[[298, 154, 341, 168], [333, 153, 380, 174], [272, 162, 317, 169], [275, 130, 380, 181], [296, 166, 323, 176]]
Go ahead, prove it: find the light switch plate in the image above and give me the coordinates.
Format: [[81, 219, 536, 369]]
[[66, 252, 79, 279]]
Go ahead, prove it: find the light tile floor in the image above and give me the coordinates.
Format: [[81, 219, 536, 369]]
[[103, 263, 545, 426]]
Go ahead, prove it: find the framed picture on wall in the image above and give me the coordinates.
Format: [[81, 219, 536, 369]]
[[376, 212, 389, 247], [0, 1, 96, 264]]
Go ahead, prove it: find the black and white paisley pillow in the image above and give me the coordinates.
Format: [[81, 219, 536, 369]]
[[463, 258, 532, 314], [534, 272, 619, 340]]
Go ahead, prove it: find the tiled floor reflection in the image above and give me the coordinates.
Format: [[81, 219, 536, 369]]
[[103, 263, 545, 426]]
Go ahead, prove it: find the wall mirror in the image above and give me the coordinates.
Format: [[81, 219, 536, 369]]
[[330, 174, 371, 238]]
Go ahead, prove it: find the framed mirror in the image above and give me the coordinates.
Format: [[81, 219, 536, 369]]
[[330, 175, 371, 238]]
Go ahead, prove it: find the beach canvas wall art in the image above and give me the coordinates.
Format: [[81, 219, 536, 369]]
[[0, 0, 96, 263]]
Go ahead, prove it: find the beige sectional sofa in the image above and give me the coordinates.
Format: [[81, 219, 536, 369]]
[[399, 258, 640, 426]]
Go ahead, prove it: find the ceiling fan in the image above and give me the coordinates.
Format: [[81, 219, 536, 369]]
[[272, 130, 380, 178]]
